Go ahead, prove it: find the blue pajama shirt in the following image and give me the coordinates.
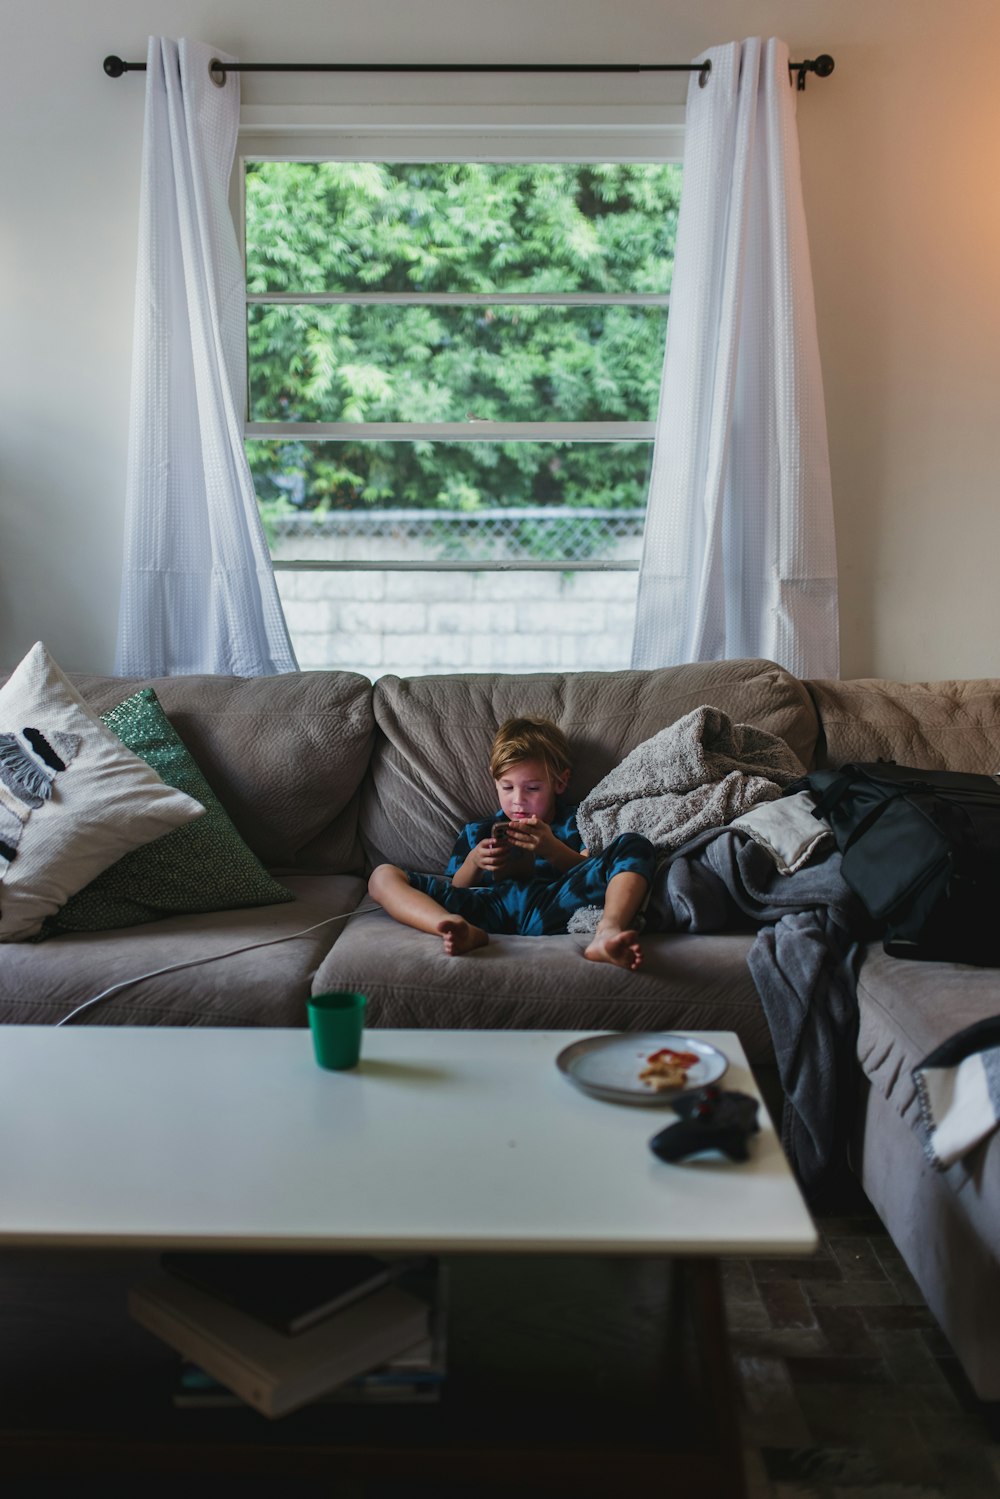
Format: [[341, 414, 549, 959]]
[[406, 803, 655, 936]]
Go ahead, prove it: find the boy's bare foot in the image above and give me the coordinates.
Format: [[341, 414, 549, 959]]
[[583, 926, 643, 971], [437, 917, 489, 956]]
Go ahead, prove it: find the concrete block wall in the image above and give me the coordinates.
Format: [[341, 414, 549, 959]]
[[275, 567, 638, 678]]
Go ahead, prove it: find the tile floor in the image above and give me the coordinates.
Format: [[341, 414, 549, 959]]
[[727, 1200, 1000, 1498]]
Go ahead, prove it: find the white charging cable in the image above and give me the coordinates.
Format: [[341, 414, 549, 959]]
[[54, 903, 383, 1026]]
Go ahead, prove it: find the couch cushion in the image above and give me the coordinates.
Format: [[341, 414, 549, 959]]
[[807, 676, 1000, 772], [61, 671, 374, 875], [363, 660, 818, 873], [855, 946, 1000, 1257], [314, 909, 776, 1062], [0, 874, 365, 1026], [856, 946, 1000, 1126]]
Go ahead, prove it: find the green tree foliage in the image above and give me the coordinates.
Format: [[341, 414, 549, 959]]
[[244, 161, 681, 525]]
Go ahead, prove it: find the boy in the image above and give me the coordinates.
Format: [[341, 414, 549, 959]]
[[368, 716, 654, 969]]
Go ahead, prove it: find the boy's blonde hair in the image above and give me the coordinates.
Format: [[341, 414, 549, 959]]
[[489, 716, 571, 782]]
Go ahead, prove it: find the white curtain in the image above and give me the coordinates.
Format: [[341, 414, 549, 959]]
[[115, 38, 297, 677], [631, 37, 839, 679]]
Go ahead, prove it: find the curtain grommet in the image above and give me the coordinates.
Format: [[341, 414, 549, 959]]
[[209, 58, 227, 87], [698, 60, 711, 88]]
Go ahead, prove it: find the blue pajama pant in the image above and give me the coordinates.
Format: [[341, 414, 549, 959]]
[[406, 833, 655, 936]]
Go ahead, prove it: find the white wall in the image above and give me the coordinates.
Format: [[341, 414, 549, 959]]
[[2, 0, 999, 681]]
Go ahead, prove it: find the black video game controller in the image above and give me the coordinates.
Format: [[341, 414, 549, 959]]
[[648, 1086, 761, 1163]]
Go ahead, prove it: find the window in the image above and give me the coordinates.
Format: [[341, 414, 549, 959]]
[[239, 106, 682, 678]]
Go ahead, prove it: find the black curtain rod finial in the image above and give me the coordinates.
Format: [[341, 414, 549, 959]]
[[103, 54, 128, 77], [797, 53, 835, 90]]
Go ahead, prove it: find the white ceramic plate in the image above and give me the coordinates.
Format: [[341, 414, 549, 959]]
[[556, 1032, 729, 1106]]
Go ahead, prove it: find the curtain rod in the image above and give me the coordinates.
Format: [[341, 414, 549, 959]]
[[103, 54, 835, 91]]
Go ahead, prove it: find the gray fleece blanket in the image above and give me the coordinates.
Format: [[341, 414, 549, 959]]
[[576, 705, 806, 855], [647, 826, 868, 1198]]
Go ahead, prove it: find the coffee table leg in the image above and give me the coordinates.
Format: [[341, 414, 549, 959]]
[[661, 1257, 747, 1499]]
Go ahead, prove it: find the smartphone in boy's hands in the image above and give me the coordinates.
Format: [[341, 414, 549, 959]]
[[491, 820, 508, 844]]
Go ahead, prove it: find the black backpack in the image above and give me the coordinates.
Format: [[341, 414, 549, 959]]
[[803, 762, 1000, 966]]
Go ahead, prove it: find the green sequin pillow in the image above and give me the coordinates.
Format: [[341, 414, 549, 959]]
[[43, 689, 293, 934]]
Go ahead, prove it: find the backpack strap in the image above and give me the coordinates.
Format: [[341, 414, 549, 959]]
[[809, 767, 860, 821], [808, 764, 909, 852]]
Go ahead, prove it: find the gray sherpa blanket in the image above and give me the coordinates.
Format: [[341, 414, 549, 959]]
[[576, 705, 806, 856]]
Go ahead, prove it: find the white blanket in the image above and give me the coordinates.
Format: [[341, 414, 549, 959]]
[[730, 791, 833, 875]]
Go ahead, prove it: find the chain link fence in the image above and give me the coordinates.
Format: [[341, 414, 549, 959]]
[[271, 507, 645, 563]]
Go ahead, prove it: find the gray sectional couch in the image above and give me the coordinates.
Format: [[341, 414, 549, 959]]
[[1, 656, 997, 1400]]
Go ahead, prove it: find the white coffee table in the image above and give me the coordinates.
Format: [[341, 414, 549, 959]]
[[0, 1025, 814, 1254], [0, 1026, 815, 1494]]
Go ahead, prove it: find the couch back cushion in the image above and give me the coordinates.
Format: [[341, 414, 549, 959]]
[[61, 671, 374, 873], [362, 659, 818, 872], [807, 677, 1000, 773]]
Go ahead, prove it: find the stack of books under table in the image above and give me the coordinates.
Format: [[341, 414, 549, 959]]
[[128, 1251, 446, 1418]]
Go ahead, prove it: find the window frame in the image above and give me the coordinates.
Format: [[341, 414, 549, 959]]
[[236, 95, 684, 574]]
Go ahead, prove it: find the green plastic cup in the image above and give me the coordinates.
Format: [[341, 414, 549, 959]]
[[308, 991, 367, 1070]]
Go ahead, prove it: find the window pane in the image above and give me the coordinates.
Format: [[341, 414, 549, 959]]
[[250, 439, 653, 560], [276, 567, 639, 679], [248, 303, 667, 425], [245, 161, 682, 296]]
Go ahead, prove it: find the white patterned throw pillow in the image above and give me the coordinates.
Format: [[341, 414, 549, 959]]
[[0, 642, 205, 941]]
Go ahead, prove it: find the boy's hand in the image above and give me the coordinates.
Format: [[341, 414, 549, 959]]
[[470, 834, 512, 875], [505, 817, 587, 873], [505, 816, 556, 859]]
